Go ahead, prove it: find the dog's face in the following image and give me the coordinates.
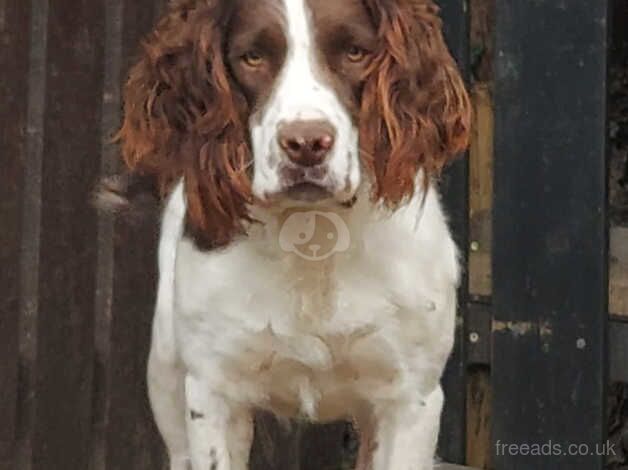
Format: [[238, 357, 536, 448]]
[[118, 0, 470, 247], [228, 0, 374, 205]]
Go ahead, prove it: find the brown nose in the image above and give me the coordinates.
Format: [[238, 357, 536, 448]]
[[278, 120, 336, 167]]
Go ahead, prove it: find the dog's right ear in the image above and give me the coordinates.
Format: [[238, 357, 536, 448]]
[[117, 0, 253, 248], [93, 172, 161, 226]]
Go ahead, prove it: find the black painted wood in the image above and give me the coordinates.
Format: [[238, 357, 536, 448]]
[[438, 0, 470, 464], [30, 1, 105, 469], [492, 1, 608, 469], [103, 2, 165, 469], [0, 3, 30, 469]]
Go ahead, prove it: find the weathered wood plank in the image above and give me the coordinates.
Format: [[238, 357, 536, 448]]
[[0, 2, 30, 469], [105, 217, 161, 469], [250, 414, 303, 470], [120, 0, 168, 463], [610, 227, 628, 316], [492, 1, 608, 469], [90, 1, 124, 469], [15, 2, 48, 469], [30, 0, 105, 468], [438, 0, 470, 464], [300, 422, 351, 470], [610, 320, 628, 384], [465, 368, 491, 469], [103, 1, 165, 469], [468, 85, 493, 300], [466, 3, 494, 466]]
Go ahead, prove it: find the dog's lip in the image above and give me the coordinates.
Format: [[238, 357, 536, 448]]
[[281, 182, 333, 202]]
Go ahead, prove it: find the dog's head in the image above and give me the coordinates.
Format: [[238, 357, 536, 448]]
[[118, 0, 470, 247]]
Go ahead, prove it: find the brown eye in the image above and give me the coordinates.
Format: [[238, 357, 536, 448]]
[[346, 45, 368, 63], [241, 51, 264, 68]]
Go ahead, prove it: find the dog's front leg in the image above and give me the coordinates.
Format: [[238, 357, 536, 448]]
[[185, 375, 231, 470], [371, 387, 444, 470]]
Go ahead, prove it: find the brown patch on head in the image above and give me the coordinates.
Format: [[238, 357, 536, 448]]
[[117, 0, 288, 249], [306, 0, 378, 118], [227, 0, 288, 111]]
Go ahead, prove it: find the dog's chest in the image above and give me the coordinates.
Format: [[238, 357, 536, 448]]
[[174, 240, 428, 419]]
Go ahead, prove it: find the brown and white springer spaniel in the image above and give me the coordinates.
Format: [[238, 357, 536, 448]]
[[113, 0, 470, 468]]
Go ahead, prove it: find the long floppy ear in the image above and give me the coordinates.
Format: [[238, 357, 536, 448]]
[[360, 0, 471, 206], [118, 0, 251, 248]]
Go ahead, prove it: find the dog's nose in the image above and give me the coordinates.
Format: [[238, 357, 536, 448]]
[[278, 120, 336, 167]]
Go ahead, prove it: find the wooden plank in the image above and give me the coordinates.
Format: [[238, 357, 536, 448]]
[[300, 422, 351, 470], [465, 368, 491, 469], [16, 2, 48, 469], [250, 418, 350, 470], [0, 2, 30, 469], [610, 227, 628, 316], [251, 413, 301, 470], [90, 1, 124, 469], [29, 1, 104, 468], [105, 208, 160, 469], [610, 320, 628, 384], [468, 85, 493, 300], [469, 0, 494, 84], [438, 0, 470, 464], [103, 2, 164, 469], [466, 3, 494, 466], [492, 1, 608, 469], [467, 304, 490, 366]]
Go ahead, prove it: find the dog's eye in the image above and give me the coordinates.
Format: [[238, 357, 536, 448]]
[[241, 51, 264, 68], [346, 45, 369, 63]]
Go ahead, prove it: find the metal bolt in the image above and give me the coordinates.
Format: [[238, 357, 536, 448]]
[[470, 241, 480, 252], [469, 332, 480, 344], [576, 338, 586, 350]]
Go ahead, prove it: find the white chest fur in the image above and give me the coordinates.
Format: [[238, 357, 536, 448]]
[[153, 183, 459, 423]]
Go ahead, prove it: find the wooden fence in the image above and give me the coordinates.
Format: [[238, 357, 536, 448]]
[[0, 0, 622, 469]]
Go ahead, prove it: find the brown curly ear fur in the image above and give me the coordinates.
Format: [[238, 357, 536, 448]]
[[118, 0, 251, 248], [360, 0, 471, 205]]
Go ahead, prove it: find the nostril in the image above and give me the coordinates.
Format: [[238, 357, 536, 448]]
[[278, 120, 337, 166], [288, 139, 304, 153], [312, 135, 334, 153], [279, 137, 304, 154]]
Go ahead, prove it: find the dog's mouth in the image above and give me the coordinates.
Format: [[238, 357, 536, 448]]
[[281, 182, 333, 202], [262, 163, 358, 206], [275, 164, 335, 203]]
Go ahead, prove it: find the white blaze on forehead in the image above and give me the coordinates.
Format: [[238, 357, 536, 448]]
[[279, 0, 327, 119], [283, 0, 313, 48]]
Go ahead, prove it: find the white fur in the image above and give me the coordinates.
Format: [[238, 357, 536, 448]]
[[250, 0, 360, 202], [146, 1, 459, 469], [148, 179, 459, 470]]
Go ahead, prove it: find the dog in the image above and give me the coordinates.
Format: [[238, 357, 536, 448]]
[[109, 0, 470, 468]]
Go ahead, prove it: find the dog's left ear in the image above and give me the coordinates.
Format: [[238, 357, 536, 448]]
[[360, 0, 471, 206]]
